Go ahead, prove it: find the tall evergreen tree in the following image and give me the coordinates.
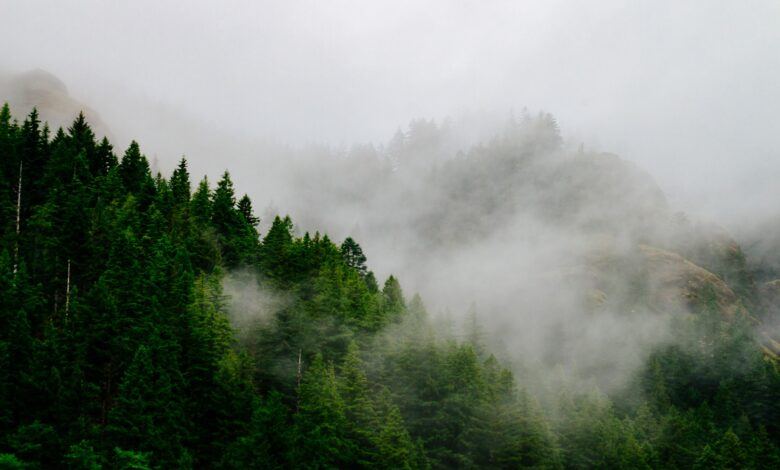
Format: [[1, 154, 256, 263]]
[[118, 141, 151, 195], [107, 343, 191, 468], [341, 237, 368, 275], [170, 157, 191, 205], [291, 354, 353, 467], [237, 194, 259, 226]]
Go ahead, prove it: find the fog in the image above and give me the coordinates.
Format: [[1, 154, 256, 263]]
[[3, 1, 779, 388], [3, 1, 779, 215]]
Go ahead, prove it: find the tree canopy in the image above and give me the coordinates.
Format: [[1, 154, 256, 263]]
[[0, 105, 778, 468]]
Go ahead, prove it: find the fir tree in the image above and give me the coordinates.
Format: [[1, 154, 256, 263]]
[[340, 237, 367, 275], [237, 194, 259, 226], [291, 354, 353, 467]]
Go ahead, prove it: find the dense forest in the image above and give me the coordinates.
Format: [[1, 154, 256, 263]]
[[0, 104, 779, 469]]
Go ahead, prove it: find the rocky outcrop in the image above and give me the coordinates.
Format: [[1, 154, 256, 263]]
[[0, 69, 111, 138], [759, 280, 780, 311], [636, 245, 741, 317], [580, 243, 742, 318]]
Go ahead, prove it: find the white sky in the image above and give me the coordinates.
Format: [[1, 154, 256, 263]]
[[2, 0, 779, 224]]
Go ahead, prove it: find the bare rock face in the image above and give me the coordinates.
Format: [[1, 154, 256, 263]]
[[579, 242, 742, 318], [759, 280, 780, 326], [756, 280, 780, 358], [542, 238, 745, 323], [636, 245, 741, 318], [0, 69, 111, 139]]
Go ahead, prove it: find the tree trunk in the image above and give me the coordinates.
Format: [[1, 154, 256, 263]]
[[65, 259, 72, 318], [296, 348, 302, 412], [13, 161, 21, 275]]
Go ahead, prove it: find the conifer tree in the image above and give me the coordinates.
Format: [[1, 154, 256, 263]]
[[19, 109, 49, 213], [341, 237, 367, 275], [170, 157, 191, 205], [237, 194, 259, 226], [211, 171, 239, 235], [260, 216, 294, 282], [211, 172, 257, 267], [374, 388, 420, 469], [339, 342, 378, 463], [382, 275, 405, 319], [68, 112, 96, 168], [221, 392, 289, 469], [190, 177, 212, 226], [291, 354, 353, 467], [118, 142, 151, 195], [108, 343, 190, 468], [93, 137, 118, 177]]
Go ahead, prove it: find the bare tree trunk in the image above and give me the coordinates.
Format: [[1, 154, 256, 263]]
[[65, 259, 71, 318], [296, 348, 303, 412], [13, 161, 21, 275]]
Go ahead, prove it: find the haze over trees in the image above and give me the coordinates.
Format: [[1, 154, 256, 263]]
[[0, 105, 779, 469]]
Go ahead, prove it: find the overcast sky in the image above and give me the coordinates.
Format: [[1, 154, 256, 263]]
[[2, 0, 779, 224]]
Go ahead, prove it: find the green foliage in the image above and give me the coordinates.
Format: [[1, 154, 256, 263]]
[[113, 448, 151, 470], [118, 141, 152, 196], [237, 194, 259, 226], [170, 157, 191, 204], [65, 440, 104, 469], [0, 454, 25, 469], [0, 105, 778, 468], [290, 354, 353, 467], [341, 237, 367, 275], [221, 392, 289, 469]]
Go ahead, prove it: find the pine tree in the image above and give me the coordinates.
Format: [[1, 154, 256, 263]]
[[382, 275, 405, 319], [340, 237, 367, 275], [211, 171, 238, 235], [221, 392, 289, 469], [93, 137, 118, 177], [0, 252, 34, 432], [65, 440, 104, 469], [339, 342, 378, 464], [188, 177, 221, 271], [107, 343, 190, 468], [118, 141, 152, 195], [237, 194, 259, 226], [68, 112, 97, 174], [374, 388, 421, 469], [19, 108, 49, 214], [260, 216, 294, 283], [190, 176, 212, 226], [211, 172, 257, 267], [291, 354, 353, 467], [170, 157, 191, 205]]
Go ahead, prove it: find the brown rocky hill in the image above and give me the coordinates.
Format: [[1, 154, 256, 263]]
[[0, 69, 110, 139]]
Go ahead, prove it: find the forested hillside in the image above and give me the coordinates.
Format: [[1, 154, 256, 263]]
[[1, 105, 779, 469]]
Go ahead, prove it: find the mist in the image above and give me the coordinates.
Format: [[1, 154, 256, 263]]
[[3, 0, 779, 389], [2, 1, 779, 214]]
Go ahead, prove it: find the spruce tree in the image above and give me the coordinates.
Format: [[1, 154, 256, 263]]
[[170, 157, 191, 205], [382, 275, 405, 319], [118, 142, 151, 195], [374, 389, 421, 470], [107, 343, 190, 468], [339, 342, 378, 464], [341, 237, 367, 275], [291, 354, 353, 467], [237, 194, 259, 226]]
